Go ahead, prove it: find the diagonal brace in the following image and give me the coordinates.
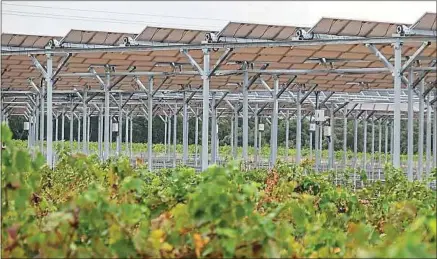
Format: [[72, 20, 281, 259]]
[[30, 55, 48, 78], [209, 48, 233, 76], [401, 42, 430, 73], [181, 49, 204, 74], [52, 53, 71, 80], [300, 84, 318, 105]]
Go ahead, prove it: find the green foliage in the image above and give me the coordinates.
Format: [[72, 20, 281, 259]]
[[1, 124, 436, 258]]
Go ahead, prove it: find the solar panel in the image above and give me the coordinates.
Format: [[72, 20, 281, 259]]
[[310, 17, 404, 37], [62, 30, 135, 45], [1, 33, 61, 48], [219, 22, 302, 40], [135, 27, 207, 43], [411, 12, 437, 31]]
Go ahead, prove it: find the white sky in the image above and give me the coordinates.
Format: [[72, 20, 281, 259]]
[[1, 1, 436, 36]]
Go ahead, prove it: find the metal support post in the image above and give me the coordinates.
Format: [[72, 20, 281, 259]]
[[353, 116, 358, 169], [82, 91, 88, 154], [315, 92, 320, 171], [258, 118, 262, 165], [46, 54, 53, 168], [371, 118, 375, 181], [231, 114, 235, 158], [78, 116, 81, 151], [98, 107, 103, 159], [392, 40, 402, 168], [69, 109, 73, 150], [104, 72, 110, 160], [87, 114, 90, 153], [254, 104, 258, 164], [296, 89, 302, 164], [385, 120, 389, 163], [211, 93, 217, 164], [329, 108, 334, 169], [168, 116, 172, 160], [363, 115, 368, 170], [343, 109, 348, 167], [426, 97, 432, 176], [40, 84, 45, 153], [310, 130, 313, 160], [61, 108, 65, 147], [148, 77, 154, 170], [269, 76, 279, 168], [285, 111, 290, 161], [242, 69, 249, 161], [129, 116, 133, 158], [55, 114, 59, 143], [216, 117, 220, 161], [117, 93, 123, 156], [378, 120, 382, 179], [195, 109, 199, 166], [182, 91, 188, 165], [407, 68, 414, 180], [201, 49, 210, 171], [109, 116, 113, 156], [164, 116, 168, 156], [173, 105, 177, 168], [233, 109, 238, 159], [125, 113, 129, 157], [433, 89, 437, 168]]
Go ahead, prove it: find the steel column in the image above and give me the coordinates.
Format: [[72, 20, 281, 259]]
[[371, 118, 375, 181], [378, 120, 382, 179], [201, 49, 210, 171], [434, 90, 437, 168], [168, 116, 172, 161], [55, 114, 59, 143], [125, 115, 129, 157], [69, 106, 73, 150], [173, 105, 177, 168], [40, 85, 45, 153], [353, 117, 358, 169], [242, 70, 249, 161], [78, 116, 81, 151], [117, 93, 123, 156], [98, 107, 103, 159], [269, 77, 279, 168], [148, 77, 153, 171], [407, 68, 414, 180], [233, 109, 238, 159], [182, 91, 188, 165], [46, 54, 53, 168], [296, 90, 302, 164], [211, 93, 217, 164], [315, 92, 320, 171], [285, 111, 290, 161], [164, 116, 168, 155], [104, 72, 110, 160], [195, 110, 199, 166], [82, 91, 88, 154], [87, 113, 90, 153], [343, 109, 348, 166], [392, 40, 402, 168], [61, 108, 65, 147], [129, 116, 133, 158], [231, 115, 235, 158], [363, 115, 367, 170], [426, 97, 432, 176], [417, 80, 425, 180], [254, 104, 258, 164], [329, 108, 334, 169], [385, 120, 389, 163]]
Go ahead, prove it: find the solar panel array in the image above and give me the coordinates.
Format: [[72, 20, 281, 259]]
[[1, 12, 436, 97]]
